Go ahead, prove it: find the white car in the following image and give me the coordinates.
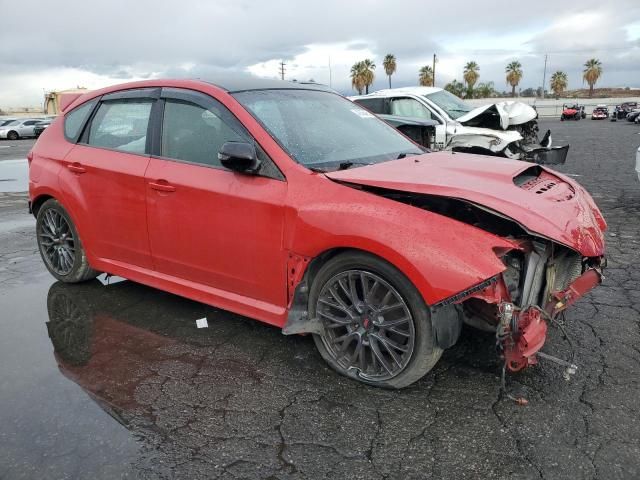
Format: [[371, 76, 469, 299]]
[[636, 146, 640, 181], [0, 118, 41, 140], [351, 87, 568, 165]]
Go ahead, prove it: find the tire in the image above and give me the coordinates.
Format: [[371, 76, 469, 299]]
[[36, 199, 99, 283], [7, 131, 19, 140], [561, 116, 565, 121], [310, 251, 442, 389]]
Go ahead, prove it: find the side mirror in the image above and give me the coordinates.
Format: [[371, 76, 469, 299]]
[[218, 142, 261, 174]]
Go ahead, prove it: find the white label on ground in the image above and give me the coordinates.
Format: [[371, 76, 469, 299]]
[[196, 318, 209, 328]]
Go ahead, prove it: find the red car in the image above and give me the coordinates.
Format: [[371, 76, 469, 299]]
[[29, 78, 606, 388]]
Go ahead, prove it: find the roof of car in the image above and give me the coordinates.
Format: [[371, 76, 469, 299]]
[[351, 86, 443, 99], [204, 75, 335, 93]]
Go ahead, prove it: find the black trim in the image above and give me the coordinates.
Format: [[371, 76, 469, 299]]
[[148, 98, 164, 157], [101, 87, 161, 101]]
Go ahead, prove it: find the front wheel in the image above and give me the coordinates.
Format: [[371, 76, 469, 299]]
[[310, 252, 442, 389], [7, 131, 19, 140], [36, 199, 99, 283]]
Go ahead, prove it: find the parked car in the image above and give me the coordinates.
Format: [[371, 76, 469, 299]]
[[33, 120, 51, 138], [351, 87, 568, 165], [591, 105, 609, 120], [626, 109, 640, 122], [29, 78, 606, 388], [561, 104, 584, 121], [0, 118, 42, 139], [0, 117, 18, 127]]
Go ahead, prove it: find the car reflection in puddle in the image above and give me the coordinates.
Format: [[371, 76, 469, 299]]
[[44, 279, 331, 476]]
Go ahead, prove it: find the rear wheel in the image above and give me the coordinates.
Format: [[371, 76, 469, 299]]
[[310, 252, 442, 389], [36, 199, 99, 283], [7, 131, 18, 140]]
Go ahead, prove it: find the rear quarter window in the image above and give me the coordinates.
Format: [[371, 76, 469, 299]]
[[64, 100, 97, 142]]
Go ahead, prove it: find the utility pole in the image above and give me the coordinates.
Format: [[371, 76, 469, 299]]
[[432, 53, 437, 87], [541, 54, 548, 99], [279, 61, 286, 80]]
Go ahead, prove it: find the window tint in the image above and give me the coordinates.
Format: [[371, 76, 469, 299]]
[[161, 100, 248, 167], [390, 98, 433, 119], [87, 100, 152, 154], [354, 98, 386, 114], [64, 100, 96, 141], [23, 120, 38, 126]]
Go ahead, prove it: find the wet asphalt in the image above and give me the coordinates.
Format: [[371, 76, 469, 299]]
[[0, 119, 639, 479]]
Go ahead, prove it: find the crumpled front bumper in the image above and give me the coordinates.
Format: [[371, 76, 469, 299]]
[[502, 265, 604, 372], [523, 144, 570, 165]]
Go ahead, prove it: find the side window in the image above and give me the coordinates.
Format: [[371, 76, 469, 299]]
[[87, 100, 153, 154], [23, 120, 38, 126], [64, 100, 97, 141], [390, 98, 433, 120], [354, 98, 386, 114], [161, 99, 249, 167]]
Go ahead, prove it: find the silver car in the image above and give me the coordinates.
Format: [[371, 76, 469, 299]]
[[0, 118, 41, 140]]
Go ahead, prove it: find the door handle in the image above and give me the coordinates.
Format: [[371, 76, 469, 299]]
[[67, 162, 86, 174], [149, 180, 176, 193]]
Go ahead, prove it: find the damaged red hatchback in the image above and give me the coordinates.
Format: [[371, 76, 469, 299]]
[[29, 78, 606, 388]]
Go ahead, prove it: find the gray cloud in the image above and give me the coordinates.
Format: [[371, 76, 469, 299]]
[[1, 0, 639, 105]]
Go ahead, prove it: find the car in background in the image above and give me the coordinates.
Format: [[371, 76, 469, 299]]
[[591, 105, 609, 120], [0, 117, 18, 127], [561, 104, 584, 121], [351, 87, 568, 164], [0, 118, 42, 139], [34, 120, 52, 138], [626, 109, 640, 122]]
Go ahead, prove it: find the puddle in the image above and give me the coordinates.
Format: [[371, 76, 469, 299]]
[[0, 159, 28, 192]]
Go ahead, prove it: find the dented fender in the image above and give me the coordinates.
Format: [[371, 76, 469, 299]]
[[283, 176, 515, 307]]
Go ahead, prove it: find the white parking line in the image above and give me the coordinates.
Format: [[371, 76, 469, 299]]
[[564, 173, 582, 177]]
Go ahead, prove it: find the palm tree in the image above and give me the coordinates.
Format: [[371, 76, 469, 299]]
[[383, 54, 397, 88], [550, 71, 568, 97], [361, 59, 376, 94], [463, 61, 480, 97], [505, 61, 523, 97], [583, 58, 602, 97], [350, 62, 365, 94], [444, 80, 465, 98], [418, 65, 434, 87], [475, 81, 496, 99]]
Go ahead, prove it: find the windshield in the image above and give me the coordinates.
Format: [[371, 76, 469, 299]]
[[233, 89, 423, 170], [1, 120, 20, 127], [424, 90, 472, 119]]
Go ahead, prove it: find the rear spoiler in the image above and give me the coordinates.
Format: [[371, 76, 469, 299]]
[[59, 93, 87, 113]]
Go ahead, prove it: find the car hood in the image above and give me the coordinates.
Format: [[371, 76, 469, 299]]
[[326, 152, 606, 257], [456, 101, 537, 130]]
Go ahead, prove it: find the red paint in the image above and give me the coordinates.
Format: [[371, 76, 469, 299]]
[[548, 268, 602, 316], [504, 308, 548, 372], [29, 79, 607, 339]]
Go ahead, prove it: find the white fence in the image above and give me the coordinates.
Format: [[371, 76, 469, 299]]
[[466, 97, 640, 117]]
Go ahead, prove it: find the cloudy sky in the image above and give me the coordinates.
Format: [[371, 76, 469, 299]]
[[1, 0, 639, 108]]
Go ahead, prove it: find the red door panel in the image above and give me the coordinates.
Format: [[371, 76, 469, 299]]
[[59, 145, 152, 269], [145, 158, 288, 307]]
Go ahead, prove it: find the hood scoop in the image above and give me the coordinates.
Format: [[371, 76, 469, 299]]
[[514, 166, 574, 202]]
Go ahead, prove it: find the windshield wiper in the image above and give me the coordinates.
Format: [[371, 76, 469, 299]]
[[338, 161, 373, 170]]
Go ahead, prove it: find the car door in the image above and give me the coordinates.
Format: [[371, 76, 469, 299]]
[[59, 89, 158, 269], [145, 88, 288, 308], [20, 120, 39, 137], [389, 97, 446, 149]]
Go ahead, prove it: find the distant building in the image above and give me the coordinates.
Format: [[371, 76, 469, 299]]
[[44, 88, 88, 115]]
